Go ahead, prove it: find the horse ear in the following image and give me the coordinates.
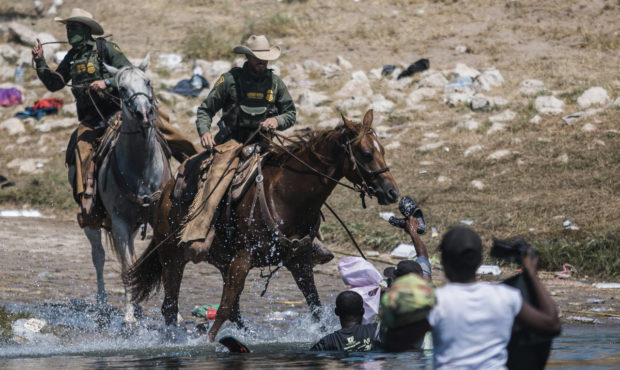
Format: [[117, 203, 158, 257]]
[[362, 109, 374, 129], [138, 53, 150, 72], [341, 112, 356, 131], [103, 62, 119, 76]]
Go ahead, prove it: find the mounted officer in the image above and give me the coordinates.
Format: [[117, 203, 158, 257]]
[[32, 8, 198, 227], [184, 34, 332, 265]]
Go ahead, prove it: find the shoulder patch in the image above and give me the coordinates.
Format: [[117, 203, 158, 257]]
[[214, 76, 225, 88], [107, 42, 121, 52]]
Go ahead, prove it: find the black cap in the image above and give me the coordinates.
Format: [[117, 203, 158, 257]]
[[384, 260, 423, 280], [439, 226, 482, 270]]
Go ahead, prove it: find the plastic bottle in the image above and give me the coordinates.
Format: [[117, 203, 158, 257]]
[[14, 64, 24, 85]]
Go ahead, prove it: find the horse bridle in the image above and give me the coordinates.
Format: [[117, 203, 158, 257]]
[[339, 129, 390, 207], [117, 69, 156, 134]]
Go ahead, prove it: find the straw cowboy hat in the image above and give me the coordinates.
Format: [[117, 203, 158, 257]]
[[233, 35, 281, 61], [54, 8, 104, 35]]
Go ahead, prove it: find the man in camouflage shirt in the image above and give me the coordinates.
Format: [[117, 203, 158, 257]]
[[32, 8, 197, 227], [196, 34, 296, 148]]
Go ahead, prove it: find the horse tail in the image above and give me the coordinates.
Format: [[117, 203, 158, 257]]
[[123, 236, 163, 303]]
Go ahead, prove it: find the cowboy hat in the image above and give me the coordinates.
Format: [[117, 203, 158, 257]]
[[54, 8, 104, 35], [233, 35, 281, 61]]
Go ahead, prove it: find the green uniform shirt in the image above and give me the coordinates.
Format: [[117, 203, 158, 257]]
[[35, 38, 131, 123], [196, 62, 296, 137]]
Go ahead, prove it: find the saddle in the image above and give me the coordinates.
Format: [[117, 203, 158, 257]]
[[174, 141, 267, 243]]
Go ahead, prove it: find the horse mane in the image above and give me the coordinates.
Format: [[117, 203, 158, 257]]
[[268, 121, 371, 165]]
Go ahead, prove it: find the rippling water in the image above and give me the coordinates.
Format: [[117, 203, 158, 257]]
[[0, 299, 618, 369]]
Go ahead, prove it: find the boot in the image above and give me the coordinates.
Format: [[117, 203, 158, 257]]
[[311, 237, 334, 266]]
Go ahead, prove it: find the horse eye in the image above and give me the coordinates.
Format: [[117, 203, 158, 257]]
[[362, 151, 373, 162]]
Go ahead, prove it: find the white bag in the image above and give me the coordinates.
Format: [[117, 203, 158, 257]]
[[338, 257, 382, 324]]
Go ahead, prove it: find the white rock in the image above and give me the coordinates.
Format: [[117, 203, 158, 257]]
[[35, 118, 74, 132], [557, 153, 569, 163], [519, 79, 545, 96], [0, 118, 26, 135], [37, 32, 59, 56], [7, 158, 49, 174], [318, 118, 341, 129], [581, 123, 596, 132], [474, 68, 504, 91], [464, 144, 483, 156], [7, 23, 38, 46], [471, 94, 489, 110], [416, 71, 448, 88], [407, 87, 436, 105], [443, 92, 472, 106], [156, 53, 184, 71], [449, 63, 480, 78], [233, 57, 245, 68], [369, 94, 394, 113], [385, 141, 401, 150], [562, 108, 602, 125], [303, 59, 321, 71], [455, 45, 468, 53], [423, 132, 439, 139], [338, 96, 369, 111], [335, 70, 372, 99], [577, 87, 609, 108], [437, 175, 449, 184], [0, 65, 15, 80], [489, 96, 509, 107], [489, 109, 516, 123], [54, 50, 68, 64], [321, 63, 341, 77], [62, 103, 76, 116], [530, 115, 541, 124], [297, 90, 329, 107], [486, 149, 512, 161], [270, 63, 281, 76], [453, 119, 480, 132], [336, 56, 352, 70], [368, 68, 382, 80], [0, 44, 18, 63], [208, 60, 232, 79], [613, 97, 620, 107], [471, 180, 484, 190], [417, 141, 445, 151], [535, 96, 564, 114], [487, 122, 506, 135]]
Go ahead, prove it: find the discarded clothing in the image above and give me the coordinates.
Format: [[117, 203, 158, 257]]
[[397, 58, 430, 80], [382, 65, 396, 76], [14, 98, 64, 120], [15, 106, 59, 120], [169, 74, 210, 97], [0, 88, 22, 107], [338, 257, 383, 324], [34, 98, 64, 111]]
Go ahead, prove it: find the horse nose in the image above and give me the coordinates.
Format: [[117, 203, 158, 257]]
[[388, 188, 400, 202]]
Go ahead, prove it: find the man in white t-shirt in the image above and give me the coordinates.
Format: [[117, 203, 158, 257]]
[[428, 226, 561, 369]]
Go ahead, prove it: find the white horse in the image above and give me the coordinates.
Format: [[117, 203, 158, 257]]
[[72, 54, 172, 322]]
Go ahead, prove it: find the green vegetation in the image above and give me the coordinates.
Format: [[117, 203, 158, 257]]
[[179, 28, 235, 61], [0, 171, 74, 211]]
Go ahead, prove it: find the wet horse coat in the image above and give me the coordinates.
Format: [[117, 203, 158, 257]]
[[125, 110, 399, 340]]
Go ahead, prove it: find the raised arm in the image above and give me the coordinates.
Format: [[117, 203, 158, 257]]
[[405, 217, 431, 281]]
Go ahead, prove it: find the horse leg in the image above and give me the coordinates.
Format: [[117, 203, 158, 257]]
[[109, 218, 140, 323], [287, 259, 322, 321], [161, 249, 187, 326], [84, 227, 106, 307], [219, 269, 245, 329], [208, 249, 252, 342]]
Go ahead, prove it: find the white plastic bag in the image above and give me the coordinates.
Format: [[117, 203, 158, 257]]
[[338, 257, 382, 324]]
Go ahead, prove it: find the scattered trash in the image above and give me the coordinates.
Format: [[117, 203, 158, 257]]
[[444, 146, 450, 152], [0, 88, 22, 107], [460, 219, 474, 226], [586, 298, 605, 304], [431, 227, 438, 238], [168, 69, 210, 98], [554, 264, 575, 279], [191, 304, 219, 320], [15, 98, 64, 120], [379, 211, 395, 221], [567, 316, 602, 324], [157, 53, 183, 70], [528, 228, 535, 232], [390, 243, 417, 259], [382, 65, 396, 76], [593, 283, 620, 289], [366, 250, 379, 257], [562, 220, 580, 230], [419, 170, 428, 175], [23, 318, 46, 333], [0, 209, 42, 218], [14, 63, 24, 85], [476, 264, 501, 276], [397, 58, 429, 80], [444, 76, 473, 93]]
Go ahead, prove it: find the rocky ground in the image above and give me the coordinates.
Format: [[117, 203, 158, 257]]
[[0, 0, 618, 338]]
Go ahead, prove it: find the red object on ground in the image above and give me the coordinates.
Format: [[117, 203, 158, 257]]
[[206, 308, 217, 320], [33, 98, 64, 110]]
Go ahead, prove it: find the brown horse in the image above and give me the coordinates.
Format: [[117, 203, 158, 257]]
[[124, 109, 400, 341]]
